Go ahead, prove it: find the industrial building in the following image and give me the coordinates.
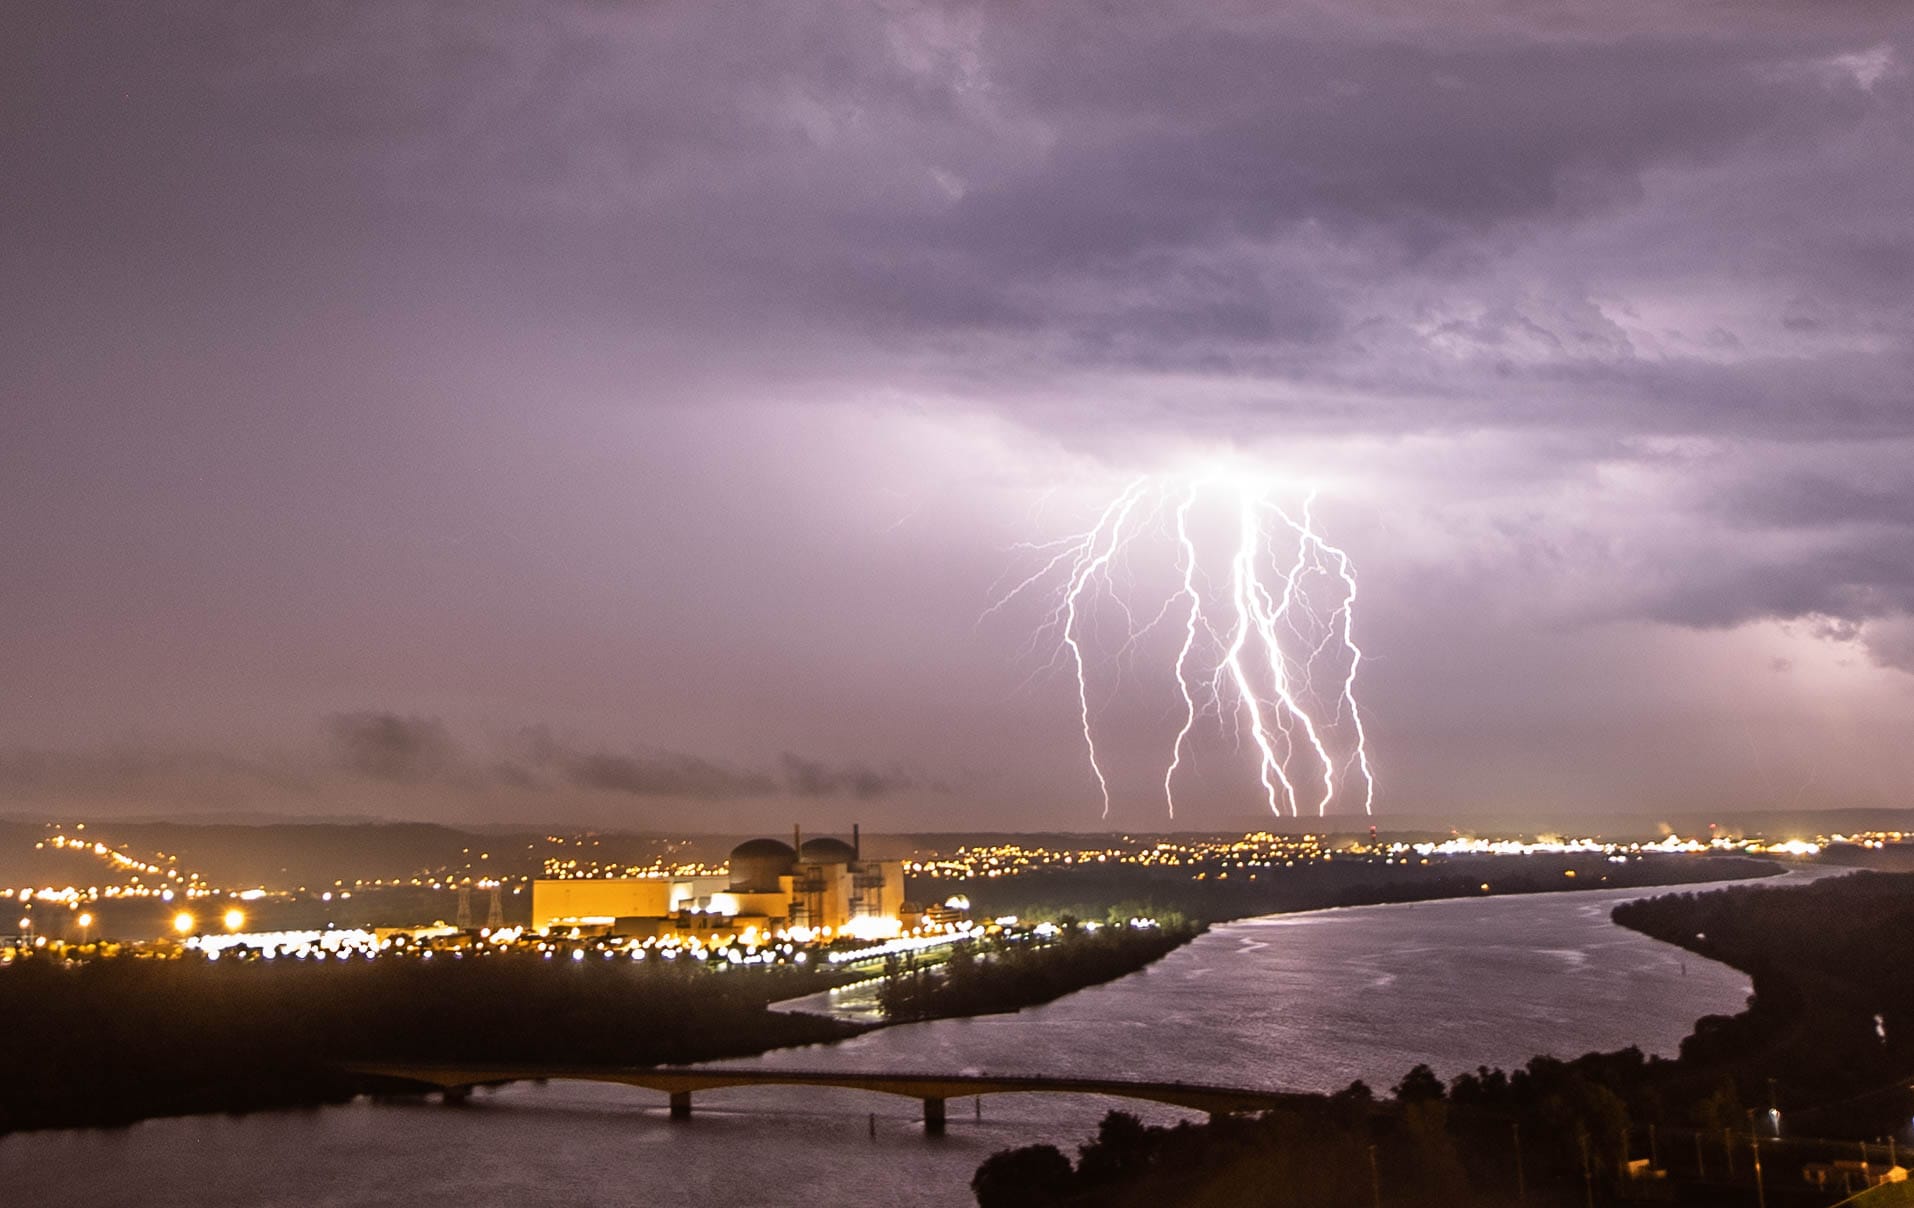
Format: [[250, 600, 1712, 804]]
[[531, 827, 909, 942]]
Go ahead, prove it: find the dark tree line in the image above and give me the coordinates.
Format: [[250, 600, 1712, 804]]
[[0, 953, 857, 1133], [928, 852, 1779, 928]]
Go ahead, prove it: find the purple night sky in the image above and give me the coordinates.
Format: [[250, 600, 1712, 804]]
[[3, 2, 1912, 830]]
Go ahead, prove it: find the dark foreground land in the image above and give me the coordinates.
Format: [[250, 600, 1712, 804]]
[[0, 853, 1781, 1136], [0, 923, 1206, 1136], [0, 955, 858, 1133], [974, 870, 1914, 1207]]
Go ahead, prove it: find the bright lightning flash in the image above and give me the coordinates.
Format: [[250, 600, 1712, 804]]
[[986, 475, 1376, 820]]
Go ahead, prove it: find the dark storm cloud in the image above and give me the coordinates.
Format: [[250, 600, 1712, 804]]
[[8, 0, 1907, 438], [1866, 620, 1914, 674], [8, 2, 1896, 366], [507, 728, 772, 799], [942, 37, 1839, 265], [560, 751, 778, 801], [320, 720, 923, 804], [1641, 533, 1914, 630], [1716, 474, 1914, 531], [778, 752, 919, 800], [325, 712, 458, 784], [0, 720, 925, 816], [512, 729, 924, 802]]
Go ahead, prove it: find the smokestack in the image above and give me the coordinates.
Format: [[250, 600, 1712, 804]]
[[793, 823, 801, 855], [853, 823, 861, 860]]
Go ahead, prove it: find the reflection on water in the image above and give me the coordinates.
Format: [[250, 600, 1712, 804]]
[[1, 877, 1802, 1208]]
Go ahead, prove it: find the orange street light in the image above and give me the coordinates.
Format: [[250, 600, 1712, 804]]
[[222, 908, 244, 932], [172, 911, 195, 936]]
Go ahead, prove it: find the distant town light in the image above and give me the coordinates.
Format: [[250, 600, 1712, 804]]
[[172, 912, 194, 935]]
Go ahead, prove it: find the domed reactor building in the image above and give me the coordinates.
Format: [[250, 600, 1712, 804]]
[[531, 826, 910, 943]]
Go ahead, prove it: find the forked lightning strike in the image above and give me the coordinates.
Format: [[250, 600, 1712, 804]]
[[988, 475, 1376, 819]]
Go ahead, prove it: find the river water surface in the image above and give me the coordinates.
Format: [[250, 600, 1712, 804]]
[[0, 875, 1809, 1208]]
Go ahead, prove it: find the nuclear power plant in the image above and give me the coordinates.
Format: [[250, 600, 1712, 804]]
[[530, 826, 912, 943]]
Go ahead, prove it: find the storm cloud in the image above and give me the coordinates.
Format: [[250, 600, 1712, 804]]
[[4, 1, 1913, 824], [326, 713, 459, 784], [779, 752, 921, 800]]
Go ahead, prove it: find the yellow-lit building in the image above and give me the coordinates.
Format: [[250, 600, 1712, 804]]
[[531, 829, 907, 940], [530, 873, 725, 932]]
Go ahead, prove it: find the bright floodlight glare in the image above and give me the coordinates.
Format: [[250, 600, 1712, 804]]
[[77, 912, 93, 928], [172, 911, 195, 935], [223, 908, 245, 931]]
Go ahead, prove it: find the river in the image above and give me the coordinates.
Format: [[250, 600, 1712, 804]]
[[0, 874, 1812, 1208]]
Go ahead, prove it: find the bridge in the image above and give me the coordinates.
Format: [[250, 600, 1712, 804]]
[[343, 1061, 1308, 1134]]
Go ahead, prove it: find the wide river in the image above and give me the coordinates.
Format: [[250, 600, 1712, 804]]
[[2, 874, 1813, 1208]]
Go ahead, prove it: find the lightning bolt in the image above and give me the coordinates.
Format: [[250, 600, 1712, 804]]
[[1164, 481, 1205, 819], [988, 473, 1376, 819], [1295, 497, 1376, 813], [1216, 488, 1293, 815]]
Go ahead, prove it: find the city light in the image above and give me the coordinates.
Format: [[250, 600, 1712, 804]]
[[6, 817, 1905, 958]]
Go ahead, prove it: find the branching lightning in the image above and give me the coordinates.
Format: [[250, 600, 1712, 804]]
[[987, 474, 1376, 819]]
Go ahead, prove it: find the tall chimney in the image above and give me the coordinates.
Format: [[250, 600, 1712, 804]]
[[853, 823, 861, 860]]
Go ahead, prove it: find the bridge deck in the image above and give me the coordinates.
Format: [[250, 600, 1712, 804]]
[[344, 1061, 1307, 1117]]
